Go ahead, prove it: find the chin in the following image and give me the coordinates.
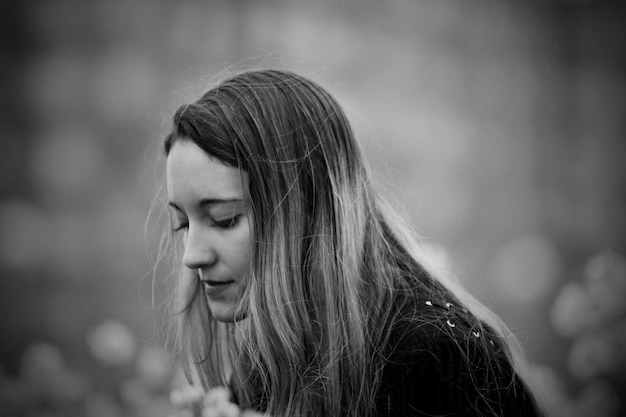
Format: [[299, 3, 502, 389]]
[[209, 305, 238, 323]]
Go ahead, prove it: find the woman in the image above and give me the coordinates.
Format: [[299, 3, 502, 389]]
[[162, 69, 548, 416]]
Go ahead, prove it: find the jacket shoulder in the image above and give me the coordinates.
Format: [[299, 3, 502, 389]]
[[377, 297, 543, 417]]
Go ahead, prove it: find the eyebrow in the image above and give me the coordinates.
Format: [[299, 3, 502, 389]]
[[168, 198, 244, 211]]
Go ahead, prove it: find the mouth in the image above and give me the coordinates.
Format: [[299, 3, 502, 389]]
[[203, 280, 234, 287], [201, 280, 235, 296]]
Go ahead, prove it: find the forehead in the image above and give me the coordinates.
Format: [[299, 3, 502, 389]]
[[166, 141, 247, 201]]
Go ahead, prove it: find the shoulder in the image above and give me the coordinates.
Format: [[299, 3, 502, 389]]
[[376, 296, 543, 417], [392, 296, 488, 344], [383, 297, 507, 394]]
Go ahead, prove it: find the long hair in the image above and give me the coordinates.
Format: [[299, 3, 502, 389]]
[[162, 69, 547, 417]]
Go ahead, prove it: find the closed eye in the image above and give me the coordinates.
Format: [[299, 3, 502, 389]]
[[213, 215, 241, 230], [172, 222, 189, 233]]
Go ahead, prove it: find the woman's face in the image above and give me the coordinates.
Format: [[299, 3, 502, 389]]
[[166, 140, 252, 322]]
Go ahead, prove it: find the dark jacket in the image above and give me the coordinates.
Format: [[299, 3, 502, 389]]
[[231, 294, 544, 416], [375, 295, 544, 417]]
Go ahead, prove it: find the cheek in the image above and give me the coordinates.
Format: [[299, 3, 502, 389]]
[[228, 223, 253, 273]]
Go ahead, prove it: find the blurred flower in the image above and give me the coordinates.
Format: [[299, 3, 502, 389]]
[[168, 385, 248, 417], [598, 321, 626, 377], [239, 411, 266, 417], [584, 249, 626, 324], [135, 345, 176, 391], [568, 333, 615, 381], [202, 386, 230, 408], [87, 320, 137, 367], [549, 250, 626, 416], [575, 380, 620, 417], [550, 282, 593, 337], [20, 341, 88, 402], [202, 401, 240, 417], [20, 342, 66, 378], [169, 384, 204, 410]]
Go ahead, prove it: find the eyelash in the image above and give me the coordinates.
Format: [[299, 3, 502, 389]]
[[213, 216, 241, 229], [172, 222, 188, 233], [172, 216, 241, 233]]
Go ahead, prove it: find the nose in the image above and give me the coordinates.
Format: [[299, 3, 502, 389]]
[[182, 228, 217, 270]]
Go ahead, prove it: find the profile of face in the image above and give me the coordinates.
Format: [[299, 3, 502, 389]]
[[166, 140, 252, 322]]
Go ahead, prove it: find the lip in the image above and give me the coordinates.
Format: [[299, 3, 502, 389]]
[[202, 280, 234, 296]]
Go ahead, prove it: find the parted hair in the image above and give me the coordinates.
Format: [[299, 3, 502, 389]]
[[162, 69, 546, 417]]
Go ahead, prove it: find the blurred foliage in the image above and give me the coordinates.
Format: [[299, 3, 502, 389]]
[[1, 0, 625, 415], [543, 250, 626, 416], [0, 320, 181, 417]]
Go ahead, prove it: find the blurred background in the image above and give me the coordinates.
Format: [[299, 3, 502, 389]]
[[1, 0, 625, 416]]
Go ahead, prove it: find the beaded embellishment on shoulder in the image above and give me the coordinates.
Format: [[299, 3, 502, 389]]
[[422, 298, 493, 345]]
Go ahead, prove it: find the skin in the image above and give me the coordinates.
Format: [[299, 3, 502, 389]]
[[166, 140, 252, 322]]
